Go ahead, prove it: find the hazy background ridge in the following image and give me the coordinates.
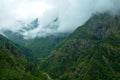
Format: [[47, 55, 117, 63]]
[[0, 0, 120, 38]]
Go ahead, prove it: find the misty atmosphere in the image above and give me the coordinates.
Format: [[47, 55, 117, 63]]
[[1, 0, 120, 38], [0, 0, 120, 80]]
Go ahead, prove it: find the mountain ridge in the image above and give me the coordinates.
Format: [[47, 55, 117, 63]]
[[41, 13, 120, 80], [0, 34, 47, 80]]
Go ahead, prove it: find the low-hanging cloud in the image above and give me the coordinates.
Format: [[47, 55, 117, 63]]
[[0, 0, 120, 38]]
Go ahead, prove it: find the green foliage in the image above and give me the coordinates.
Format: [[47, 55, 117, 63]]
[[4, 31, 68, 59], [0, 35, 46, 80], [24, 35, 68, 58], [42, 13, 120, 80]]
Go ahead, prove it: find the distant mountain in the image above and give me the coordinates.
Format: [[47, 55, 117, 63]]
[[2, 18, 40, 44], [3, 31, 69, 59], [44, 17, 59, 30], [3, 18, 69, 59], [0, 33, 34, 61], [23, 18, 39, 31], [23, 33, 69, 58], [42, 13, 120, 80], [0, 34, 46, 80]]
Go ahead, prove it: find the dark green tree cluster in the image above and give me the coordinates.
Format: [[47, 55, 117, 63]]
[[0, 34, 46, 80]]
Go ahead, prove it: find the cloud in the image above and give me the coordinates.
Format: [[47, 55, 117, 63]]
[[0, 0, 120, 38]]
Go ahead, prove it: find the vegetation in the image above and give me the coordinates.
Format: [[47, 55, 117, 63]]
[[41, 13, 120, 80], [3, 31, 68, 59], [24, 34, 68, 58], [0, 34, 46, 80], [1, 12, 120, 80]]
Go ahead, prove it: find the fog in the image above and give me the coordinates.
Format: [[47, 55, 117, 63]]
[[0, 0, 120, 38]]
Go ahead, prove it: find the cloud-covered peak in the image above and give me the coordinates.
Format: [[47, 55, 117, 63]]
[[0, 0, 120, 38]]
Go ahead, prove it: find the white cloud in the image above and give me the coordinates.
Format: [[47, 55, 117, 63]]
[[14, 1, 53, 19], [0, 0, 120, 38]]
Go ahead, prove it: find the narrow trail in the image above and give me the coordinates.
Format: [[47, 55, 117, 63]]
[[44, 73, 52, 80]]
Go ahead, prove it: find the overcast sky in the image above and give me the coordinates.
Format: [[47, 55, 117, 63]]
[[0, 0, 120, 38]]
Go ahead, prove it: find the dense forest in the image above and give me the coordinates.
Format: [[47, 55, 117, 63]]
[[0, 12, 120, 80], [0, 34, 47, 80], [42, 13, 120, 80]]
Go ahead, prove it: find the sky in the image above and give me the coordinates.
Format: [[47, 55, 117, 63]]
[[0, 0, 120, 38]]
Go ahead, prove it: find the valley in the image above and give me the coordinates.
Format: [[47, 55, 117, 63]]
[[0, 11, 120, 80]]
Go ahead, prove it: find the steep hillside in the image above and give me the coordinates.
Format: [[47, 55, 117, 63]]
[[3, 31, 68, 58], [0, 33, 38, 63], [24, 34, 68, 58], [0, 34, 46, 80], [3, 18, 69, 58], [42, 13, 120, 80]]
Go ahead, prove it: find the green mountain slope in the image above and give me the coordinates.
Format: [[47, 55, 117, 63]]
[[3, 31, 68, 58], [24, 34, 68, 58], [3, 18, 68, 58], [0, 33, 36, 61], [42, 13, 120, 80], [0, 34, 46, 80]]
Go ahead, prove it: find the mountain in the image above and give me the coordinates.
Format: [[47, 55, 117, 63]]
[[41, 13, 120, 80], [23, 18, 39, 31], [0, 34, 47, 80], [3, 31, 68, 59], [0, 33, 34, 61], [3, 18, 69, 59], [23, 33, 69, 58], [44, 17, 59, 30]]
